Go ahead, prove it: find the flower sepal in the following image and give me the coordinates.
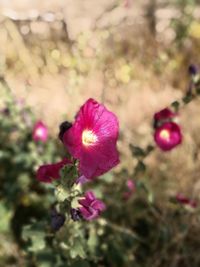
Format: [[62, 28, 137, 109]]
[[59, 163, 78, 190]]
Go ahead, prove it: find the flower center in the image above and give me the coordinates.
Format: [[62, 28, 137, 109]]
[[82, 130, 98, 146], [160, 129, 170, 141], [36, 128, 44, 137]]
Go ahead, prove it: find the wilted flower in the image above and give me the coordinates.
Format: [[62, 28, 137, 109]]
[[123, 179, 136, 199], [154, 122, 182, 151], [188, 64, 198, 76], [36, 158, 70, 183], [154, 108, 176, 126], [50, 209, 65, 231], [176, 193, 197, 208], [70, 208, 82, 221], [78, 191, 106, 220], [58, 121, 72, 142], [63, 98, 119, 179], [33, 121, 48, 142]]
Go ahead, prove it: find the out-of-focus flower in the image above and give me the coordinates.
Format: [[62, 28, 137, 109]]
[[78, 191, 106, 220], [188, 64, 198, 76], [1, 107, 10, 116], [63, 98, 119, 179], [50, 209, 65, 231], [36, 158, 70, 183], [154, 108, 176, 127], [124, 0, 131, 8], [123, 179, 136, 199], [176, 193, 197, 208], [33, 121, 48, 142], [154, 122, 182, 151], [58, 121, 72, 142]]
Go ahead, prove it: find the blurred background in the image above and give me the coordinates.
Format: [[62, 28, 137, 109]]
[[1, 0, 200, 266]]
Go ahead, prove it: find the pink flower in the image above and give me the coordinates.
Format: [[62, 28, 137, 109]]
[[123, 179, 136, 199], [63, 98, 119, 179], [176, 193, 197, 208], [154, 122, 182, 151], [36, 158, 70, 183], [154, 108, 176, 124], [33, 121, 48, 142], [124, 0, 131, 8], [78, 191, 106, 220]]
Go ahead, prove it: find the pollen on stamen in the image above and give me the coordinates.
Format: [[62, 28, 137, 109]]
[[82, 130, 98, 146]]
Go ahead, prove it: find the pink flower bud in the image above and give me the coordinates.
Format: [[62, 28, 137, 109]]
[[33, 121, 48, 142], [36, 158, 70, 183], [78, 191, 106, 220]]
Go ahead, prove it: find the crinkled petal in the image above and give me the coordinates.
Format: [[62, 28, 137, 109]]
[[85, 191, 96, 201], [63, 98, 119, 179], [79, 207, 92, 220], [91, 200, 106, 211]]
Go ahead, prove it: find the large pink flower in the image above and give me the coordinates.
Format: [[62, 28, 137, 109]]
[[33, 121, 48, 142], [154, 122, 182, 151], [36, 158, 70, 183], [63, 98, 119, 179], [78, 191, 106, 220]]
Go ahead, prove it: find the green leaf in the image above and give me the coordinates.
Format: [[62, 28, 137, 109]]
[[55, 186, 70, 202], [70, 237, 87, 259], [22, 222, 46, 252], [130, 145, 145, 158], [87, 227, 98, 255], [171, 101, 180, 112], [0, 202, 12, 233], [60, 164, 78, 190], [135, 161, 146, 174]]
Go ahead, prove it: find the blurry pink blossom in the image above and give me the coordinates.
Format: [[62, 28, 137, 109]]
[[63, 98, 119, 179], [176, 193, 197, 208], [124, 0, 131, 8], [154, 122, 182, 151], [78, 191, 106, 220], [33, 121, 48, 142], [123, 179, 136, 199]]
